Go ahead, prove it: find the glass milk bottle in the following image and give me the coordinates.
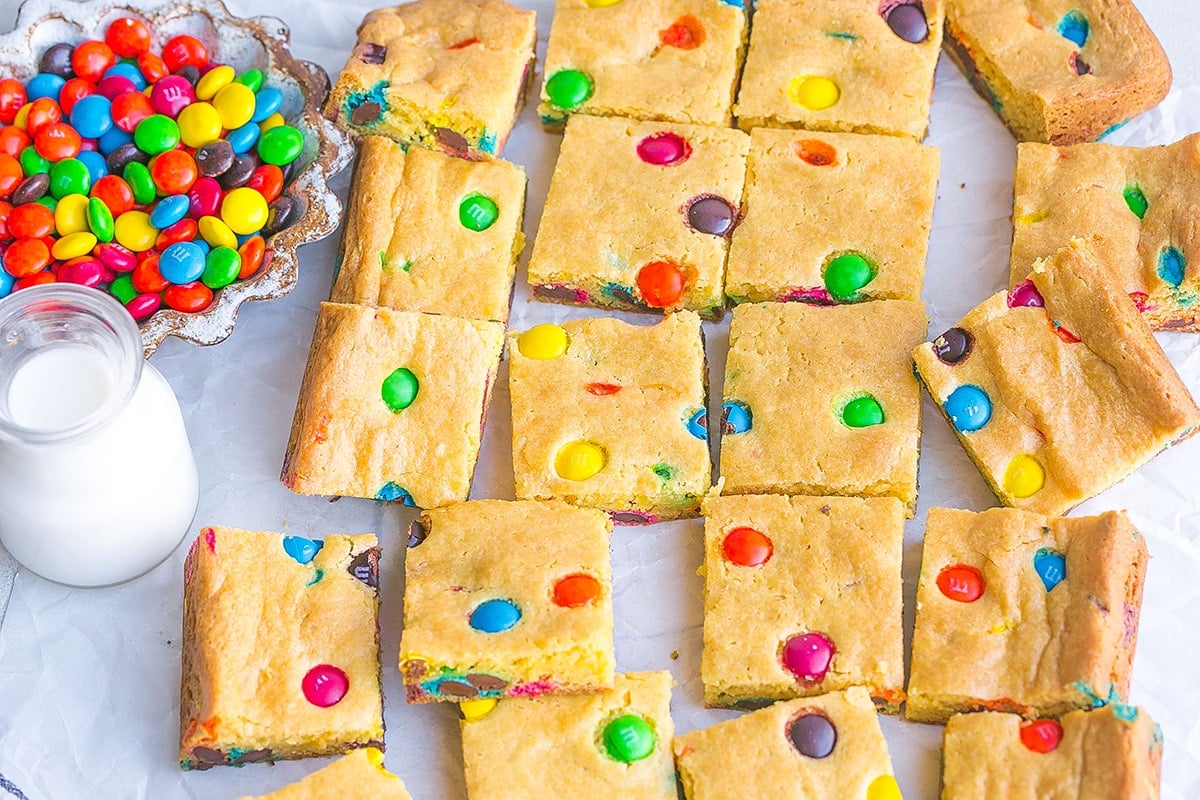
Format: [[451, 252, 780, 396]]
[[0, 285, 199, 587]]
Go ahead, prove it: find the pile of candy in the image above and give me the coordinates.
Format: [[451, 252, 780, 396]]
[[0, 16, 305, 320]]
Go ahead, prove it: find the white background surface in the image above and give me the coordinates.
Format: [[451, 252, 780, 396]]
[[2, 0, 1200, 797]]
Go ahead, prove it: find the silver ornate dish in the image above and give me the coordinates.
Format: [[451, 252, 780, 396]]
[[0, 0, 355, 356]]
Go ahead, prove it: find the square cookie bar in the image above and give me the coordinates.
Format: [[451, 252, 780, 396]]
[[1011, 133, 1200, 331], [538, 0, 748, 129], [942, 704, 1162, 799], [332, 137, 527, 323], [943, 0, 1171, 145], [673, 686, 902, 800], [460, 671, 677, 800], [527, 115, 749, 318], [508, 312, 710, 523], [907, 507, 1148, 724], [398, 499, 615, 703], [700, 494, 905, 711], [913, 238, 1200, 516], [180, 527, 383, 769], [720, 301, 927, 514], [238, 748, 412, 799], [735, 0, 945, 140], [726, 129, 939, 305], [327, 0, 536, 159], [282, 303, 504, 508]]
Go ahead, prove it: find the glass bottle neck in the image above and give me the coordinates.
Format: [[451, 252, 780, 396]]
[[0, 285, 143, 445]]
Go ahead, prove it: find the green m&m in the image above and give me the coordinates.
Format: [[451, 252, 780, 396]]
[[382, 367, 419, 412], [841, 394, 885, 428], [459, 193, 499, 231], [601, 714, 656, 763], [49, 158, 91, 198], [823, 252, 877, 301], [545, 69, 594, 111]]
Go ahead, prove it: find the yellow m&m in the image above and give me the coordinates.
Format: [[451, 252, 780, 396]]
[[1004, 454, 1045, 499], [867, 774, 904, 800], [555, 440, 607, 481], [517, 323, 568, 359], [788, 75, 840, 110], [460, 697, 498, 721]]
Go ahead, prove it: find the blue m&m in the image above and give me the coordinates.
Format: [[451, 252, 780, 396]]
[[469, 599, 522, 633], [944, 385, 992, 432]]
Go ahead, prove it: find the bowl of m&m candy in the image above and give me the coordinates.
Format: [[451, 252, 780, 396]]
[[0, 0, 353, 355]]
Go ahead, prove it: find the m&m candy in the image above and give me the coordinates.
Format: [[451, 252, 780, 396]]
[[0, 15, 307, 317]]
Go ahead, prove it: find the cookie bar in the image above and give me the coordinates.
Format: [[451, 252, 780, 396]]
[[282, 303, 504, 508], [943, 0, 1171, 145], [942, 705, 1163, 799], [719, 301, 927, 514], [735, 0, 945, 140], [460, 671, 677, 800], [913, 238, 1200, 516], [333, 136, 527, 323], [538, 0, 748, 129], [398, 499, 615, 703], [906, 507, 1148, 724], [508, 312, 711, 523], [527, 114, 749, 318], [1011, 133, 1200, 331], [180, 527, 383, 769], [726, 129, 939, 305], [700, 493, 905, 711], [327, 0, 537, 159], [238, 748, 412, 799], [673, 686, 902, 800]]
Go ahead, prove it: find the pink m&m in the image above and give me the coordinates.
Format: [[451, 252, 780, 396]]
[[302, 664, 349, 707], [636, 132, 691, 166], [1008, 279, 1045, 308], [187, 176, 222, 219], [149, 75, 195, 118], [781, 632, 835, 682]]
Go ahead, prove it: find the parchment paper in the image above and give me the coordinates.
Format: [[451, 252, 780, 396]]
[[1, 1, 1199, 797]]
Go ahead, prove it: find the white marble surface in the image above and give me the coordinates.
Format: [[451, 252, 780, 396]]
[[1, 0, 1200, 797]]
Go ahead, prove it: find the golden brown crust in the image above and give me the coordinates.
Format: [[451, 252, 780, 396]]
[[721, 301, 928, 514], [1011, 133, 1200, 331], [673, 687, 898, 798], [735, 0, 945, 140], [539, 0, 748, 128], [508, 312, 711, 521], [941, 705, 1162, 799], [397, 499, 615, 702], [282, 303, 504, 507], [333, 137, 527, 323], [943, 0, 1171, 145], [180, 527, 383, 769], [527, 115, 749, 317], [726, 129, 940, 305], [907, 507, 1149, 724], [461, 672, 678, 799], [913, 238, 1200, 515], [326, 0, 537, 158], [699, 494, 906, 710]]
